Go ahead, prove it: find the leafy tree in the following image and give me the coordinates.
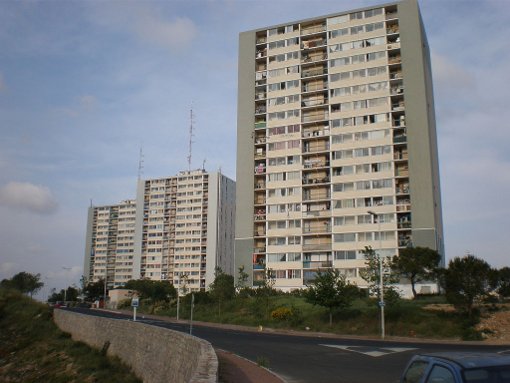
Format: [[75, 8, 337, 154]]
[[359, 246, 398, 299], [209, 268, 235, 316], [392, 246, 441, 298], [493, 267, 510, 299], [82, 279, 105, 301], [123, 279, 176, 303], [304, 269, 358, 326], [0, 272, 44, 298], [48, 286, 79, 302], [236, 265, 249, 290], [123, 279, 176, 314], [441, 254, 494, 318]]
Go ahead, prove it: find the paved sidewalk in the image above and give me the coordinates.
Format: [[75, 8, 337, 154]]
[[216, 349, 285, 383]]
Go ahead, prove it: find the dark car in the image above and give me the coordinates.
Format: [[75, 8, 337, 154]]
[[401, 352, 510, 383]]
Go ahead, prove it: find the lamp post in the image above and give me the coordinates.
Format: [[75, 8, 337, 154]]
[[176, 273, 180, 321], [62, 267, 72, 303], [367, 211, 385, 340]]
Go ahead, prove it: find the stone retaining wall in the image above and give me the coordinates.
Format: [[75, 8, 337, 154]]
[[54, 310, 217, 383]]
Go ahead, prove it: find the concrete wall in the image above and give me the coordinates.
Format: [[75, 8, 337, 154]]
[[54, 310, 217, 383]]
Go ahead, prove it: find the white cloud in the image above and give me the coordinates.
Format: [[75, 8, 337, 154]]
[[0, 181, 58, 214], [79, 95, 97, 110], [86, 3, 198, 50], [431, 52, 475, 93], [135, 15, 197, 49], [0, 262, 20, 279]]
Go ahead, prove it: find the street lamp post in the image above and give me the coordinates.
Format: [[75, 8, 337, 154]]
[[367, 211, 385, 340], [62, 267, 72, 303], [176, 273, 180, 321]]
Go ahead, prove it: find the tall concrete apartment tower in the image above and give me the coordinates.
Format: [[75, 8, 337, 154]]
[[235, 0, 444, 293], [133, 169, 235, 293], [84, 170, 236, 293], [83, 200, 137, 289]]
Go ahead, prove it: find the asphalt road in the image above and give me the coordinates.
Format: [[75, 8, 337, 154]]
[[66, 308, 510, 383]]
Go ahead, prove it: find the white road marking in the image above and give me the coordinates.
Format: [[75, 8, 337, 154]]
[[320, 344, 417, 357]]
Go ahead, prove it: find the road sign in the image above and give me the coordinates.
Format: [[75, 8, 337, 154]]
[[131, 298, 139, 307]]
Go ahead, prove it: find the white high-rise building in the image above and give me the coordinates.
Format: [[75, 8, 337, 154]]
[[84, 170, 236, 293], [235, 0, 444, 293]]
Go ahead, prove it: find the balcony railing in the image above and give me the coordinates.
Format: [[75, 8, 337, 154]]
[[301, 39, 326, 49], [302, 68, 328, 78], [303, 261, 332, 269], [300, 25, 326, 35], [302, 243, 332, 251]]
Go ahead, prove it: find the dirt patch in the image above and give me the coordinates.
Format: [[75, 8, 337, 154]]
[[477, 307, 510, 342]]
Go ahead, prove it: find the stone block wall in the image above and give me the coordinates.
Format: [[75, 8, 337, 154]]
[[54, 310, 217, 383]]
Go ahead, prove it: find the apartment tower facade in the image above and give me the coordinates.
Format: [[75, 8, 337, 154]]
[[235, 0, 444, 293], [84, 170, 236, 293]]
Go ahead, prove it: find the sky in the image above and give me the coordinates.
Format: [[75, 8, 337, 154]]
[[1, 0, 509, 299]]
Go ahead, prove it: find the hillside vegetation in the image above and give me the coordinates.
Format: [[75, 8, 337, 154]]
[[0, 289, 140, 383], [126, 292, 488, 340]]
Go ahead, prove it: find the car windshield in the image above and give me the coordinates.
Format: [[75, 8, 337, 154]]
[[463, 366, 510, 383]]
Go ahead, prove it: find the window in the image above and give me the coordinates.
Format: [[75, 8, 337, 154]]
[[328, 15, 349, 25], [334, 233, 356, 242], [334, 251, 356, 260], [425, 365, 455, 383], [334, 216, 355, 226]]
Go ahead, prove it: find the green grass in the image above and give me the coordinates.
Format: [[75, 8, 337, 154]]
[[0, 288, 141, 383], [133, 293, 474, 340]]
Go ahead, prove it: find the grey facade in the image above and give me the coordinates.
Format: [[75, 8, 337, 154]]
[[235, 0, 444, 293]]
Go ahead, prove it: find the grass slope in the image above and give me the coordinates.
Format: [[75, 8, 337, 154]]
[[0, 289, 141, 383], [136, 294, 477, 340]]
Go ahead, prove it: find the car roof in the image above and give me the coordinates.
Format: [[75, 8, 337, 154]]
[[418, 352, 510, 369]]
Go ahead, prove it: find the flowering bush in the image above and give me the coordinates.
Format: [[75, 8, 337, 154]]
[[271, 307, 293, 321]]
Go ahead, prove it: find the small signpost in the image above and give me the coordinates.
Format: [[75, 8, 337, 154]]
[[131, 297, 139, 321]]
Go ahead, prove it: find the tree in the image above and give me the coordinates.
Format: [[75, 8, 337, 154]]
[[441, 254, 494, 318], [392, 246, 441, 298], [359, 246, 398, 299], [48, 285, 79, 303], [304, 269, 358, 326], [0, 272, 44, 298], [493, 267, 510, 299], [82, 279, 105, 301], [209, 268, 235, 317], [123, 279, 176, 303], [236, 265, 249, 290]]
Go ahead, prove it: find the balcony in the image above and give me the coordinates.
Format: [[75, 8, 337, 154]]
[[254, 164, 266, 174], [302, 209, 331, 218], [254, 121, 266, 129], [303, 190, 330, 201], [300, 24, 326, 36], [302, 98, 328, 108], [302, 243, 331, 251], [303, 142, 329, 153], [302, 176, 330, 185], [393, 134, 407, 144], [302, 67, 328, 78], [303, 261, 332, 269], [302, 82, 327, 93], [303, 224, 331, 234], [301, 38, 326, 49], [301, 52, 327, 64]]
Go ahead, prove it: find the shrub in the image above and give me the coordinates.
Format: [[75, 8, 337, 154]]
[[271, 307, 293, 321]]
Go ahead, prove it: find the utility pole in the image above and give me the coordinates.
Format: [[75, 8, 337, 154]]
[[368, 211, 385, 340]]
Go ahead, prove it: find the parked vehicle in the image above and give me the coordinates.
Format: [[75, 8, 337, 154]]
[[401, 353, 510, 383]]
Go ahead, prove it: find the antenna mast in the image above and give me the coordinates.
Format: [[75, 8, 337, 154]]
[[187, 105, 195, 170], [137, 146, 144, 180]]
